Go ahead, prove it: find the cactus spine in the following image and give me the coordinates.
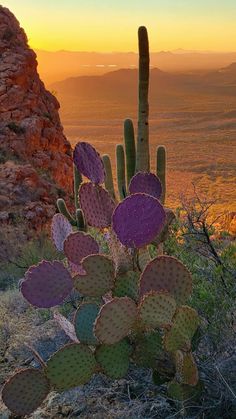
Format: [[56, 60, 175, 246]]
[[156, 146, 166, 204], [136, 26, 150, 173]]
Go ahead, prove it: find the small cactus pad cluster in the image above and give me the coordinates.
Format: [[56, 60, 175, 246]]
[[2, 139, 201, 415]]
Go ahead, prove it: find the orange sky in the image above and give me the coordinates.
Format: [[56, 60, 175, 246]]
[[3, 0, 236, 52]]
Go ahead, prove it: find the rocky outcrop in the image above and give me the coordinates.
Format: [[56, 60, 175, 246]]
[[0, 6, 73, 231]]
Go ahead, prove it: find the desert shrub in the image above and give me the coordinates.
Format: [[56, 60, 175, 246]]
[[164, 201, 236, 349]]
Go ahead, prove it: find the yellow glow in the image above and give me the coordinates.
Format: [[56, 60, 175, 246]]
[[3, 1, 236, 52]]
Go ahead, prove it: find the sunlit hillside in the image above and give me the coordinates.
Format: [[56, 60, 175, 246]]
[[49, 65, 236, 214]]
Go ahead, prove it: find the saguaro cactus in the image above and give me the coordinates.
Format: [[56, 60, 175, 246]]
[[136, 26, 150, 173], [102, 26, 166, 202]]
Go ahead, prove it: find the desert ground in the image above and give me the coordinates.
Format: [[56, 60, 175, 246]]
[[52, 68, 236, 216]]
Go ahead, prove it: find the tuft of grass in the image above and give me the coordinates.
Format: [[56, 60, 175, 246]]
[[0, 232, 63, 291]]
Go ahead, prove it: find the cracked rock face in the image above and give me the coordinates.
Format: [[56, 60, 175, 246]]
[[0, 6, 73, 232]]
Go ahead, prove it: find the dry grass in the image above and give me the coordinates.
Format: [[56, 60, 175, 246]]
[[0, 289, 235, 418]]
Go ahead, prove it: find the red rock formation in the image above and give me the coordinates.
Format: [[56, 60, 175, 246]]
[[0, 6, 73, 230]]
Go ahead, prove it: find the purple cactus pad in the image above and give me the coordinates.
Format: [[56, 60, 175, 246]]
[[73, 142, 105, 184], [129, 172, 162, 199], [64, 231, 99, 265], [51, 214, 73, 252], [21, 261, 73, 308], [79, 182, 116, 228], [112, 193, 166, 248]]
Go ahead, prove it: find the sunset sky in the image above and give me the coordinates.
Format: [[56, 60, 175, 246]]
[[3, 0, 236, 52]]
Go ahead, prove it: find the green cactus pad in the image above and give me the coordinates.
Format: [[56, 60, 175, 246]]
[[175, 351, 199, 386], [46, 343, 96, 391], [79, 182, 116, 228], [132, 330, 163, 368], [113, 271, 139, 302], [94, 297, 137, 344], [74, 303, 100, 345], [168, 380, 202, 401], [95, 340, 131, 379], [138, 247, 151, 271], [2, 368, 50, 416], [139, 291, 176, 328], [139, 255, 192, 305], [74, 254, 115, 297], [164, 306, 199, 352]]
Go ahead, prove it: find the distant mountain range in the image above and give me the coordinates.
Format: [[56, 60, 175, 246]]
[[37, 50, 236, 85], [50, 63, 236, 104]]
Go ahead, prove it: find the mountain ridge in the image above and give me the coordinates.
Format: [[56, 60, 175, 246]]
[[36, 50, 236, 85], [50, 63, 236, 103]]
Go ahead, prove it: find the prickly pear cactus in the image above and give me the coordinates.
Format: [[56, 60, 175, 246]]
[[2, 26, 202, 415], [2, 138, 201, 415]]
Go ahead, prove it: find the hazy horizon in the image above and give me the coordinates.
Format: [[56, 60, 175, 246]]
[[35, 48, 236, 54], [34, 49, 236, 85]]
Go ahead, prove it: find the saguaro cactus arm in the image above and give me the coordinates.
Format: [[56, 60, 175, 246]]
[[156, 145, 166, 204], [56, 198, 77, 226], [116, 144, 127, 200], [124, 118, 136, 187], [102, 154, 116, 200]]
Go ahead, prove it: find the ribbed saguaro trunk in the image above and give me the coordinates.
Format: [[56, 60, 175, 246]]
[[136, 26, 150, 172]]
